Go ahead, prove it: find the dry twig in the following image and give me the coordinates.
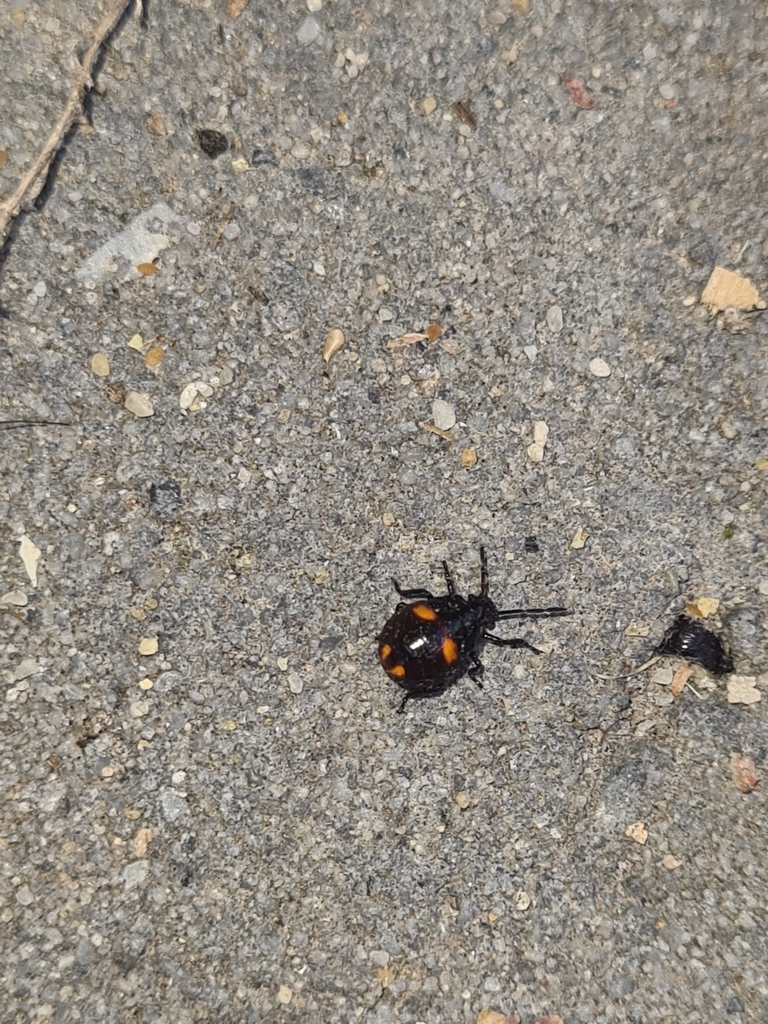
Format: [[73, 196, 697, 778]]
[[0, 0, 135, 246]]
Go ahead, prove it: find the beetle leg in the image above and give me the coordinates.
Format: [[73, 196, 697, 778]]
[[441, 560, 457, 595], [397, 693, 410, 713], [392, 579, 434, 600], [468, 653, 485, 687], [496, 606, 570, 620], [479, 545, 489, 597], [484, 633, 542, 654]]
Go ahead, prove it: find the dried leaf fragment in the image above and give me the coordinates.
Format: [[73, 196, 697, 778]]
[[228, 0, 248, 17], [20, 535, 41, 587], [535, 1017, 564, 1024], [625, 821, 648, 845], [146, 114, 166, 136], [451, 101, 477, 129], [419, 421, 455, 441], [670, 665, 692, 696], [322, 328, 345, 363], [377, 966, 395, 988], [132, 827, 152, 858], [731, 753, 759, 793], [386, 332, 428, 350], [701, 266, 764, 313], [564, 74, 594, 109]]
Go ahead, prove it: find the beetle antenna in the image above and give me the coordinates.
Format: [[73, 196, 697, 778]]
[[496, 606, 571, 620]]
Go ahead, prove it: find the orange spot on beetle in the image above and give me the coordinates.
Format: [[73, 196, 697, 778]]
[[388, 664, 406, 679], [441, 636, 459, 665], [412, 604, 438, 621], [380, 643, 392, 661]]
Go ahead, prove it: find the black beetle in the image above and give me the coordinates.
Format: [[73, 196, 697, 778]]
[[378, 547, 570, 711]]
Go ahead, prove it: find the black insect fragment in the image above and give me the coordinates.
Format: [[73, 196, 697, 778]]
[[655, 614, 734, 676], [195, 128, 229, 158]]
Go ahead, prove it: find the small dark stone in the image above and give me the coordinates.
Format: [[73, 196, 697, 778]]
[[726, 996, 745, 1014], [524, 535, 539, 553], [149, 480, 183, 516], [195, 128, 229, 158]]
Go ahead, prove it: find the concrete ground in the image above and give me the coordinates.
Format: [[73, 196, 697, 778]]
[[1, 0, 767, 1022]]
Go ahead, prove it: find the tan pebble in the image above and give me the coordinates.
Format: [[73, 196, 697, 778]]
[[756, 457, 768, 471], [727, 675, 761, 705], [139, 637, 159, 656], [127, 334, 144, 351], [232, 157, 249, 173], [124, 391, 154, 417], [625, 821, 648, 844], [460, 448, 477, 468], [570, 527, 588, 550], [221, 719, 237, 731], [130, 700, 149, 718], [432, 399, 456, 431], [288, 673, 304, 694], [682, 295, 697, 307], [476, 1011, 509, 1024], [422, 96, 437, 115], [276, 985, 292, 1005], [453, 790, 470, 809], [91, 353, 110, 377], [527, 441, 545, 463], [132, 828, 152, 858], [322, 328, 345, 363], [277, 657, 289, 671], [377, 966, 395, 988], [145, 346, 164, 367], [382, 512, 396, 527], [138, 677, 154, 691], [533, 420, 549, 445], [137, 262, 157, 276], [589, 357, 611, 377], [661, 854, 682, 871], [124, 808, 143, 821], [720, 420, 738, 439], [101, 765, 115, 778]]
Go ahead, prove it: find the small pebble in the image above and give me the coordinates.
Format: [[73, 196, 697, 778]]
[[127, 334, 144, 351], [288, 673, 304, 694], [124, 391, 154, 417], [0, 590, 28, 606], [132, 828, 152, 858], [130, 700, 149, 718], [720, 420, 738, 439], [533, 420, 548, 445], [14, 658, 38, 681], [276, 985, 293, 1005], [20, 535, 41, 587], [139, 677, 154, 691], [460, 448, 477, 468], [33, 281, 47, 297], [122, 860, 149, 889], [91, 353, 110, 377], [546, 305, 563, 333], [422, 96, 437, 115], [378, 307, 394, 322], [15, 886, 35, 906], [307, 0, 322, 10], [513, 890, 531, 911], [186, 221, 202, 237], [523, 344, 537, 362], [589, 357, 611, 377], [453, 791, 470, 809], [759, 580, 768, 596], [432, 399, 456, 431], [139, 637, 159, 656], [527, 442, 545, 463]]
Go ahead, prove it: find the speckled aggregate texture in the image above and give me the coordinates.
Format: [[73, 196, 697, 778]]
[[1, 0, 767, 1022]]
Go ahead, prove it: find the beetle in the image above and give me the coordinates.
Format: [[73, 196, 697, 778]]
[[378, 547, 570, 712]]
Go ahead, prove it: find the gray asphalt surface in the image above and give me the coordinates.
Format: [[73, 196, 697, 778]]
[[1, 1, 767, 1022]]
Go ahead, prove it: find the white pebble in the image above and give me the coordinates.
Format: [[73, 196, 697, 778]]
[[432, 399, 456, 431], [589, 357, 611, 378], [297, 16, 320, 44], [523, 345, 537, 362], [288, 673, 304, 694], [546, 305, 563, 333], [124, 391, 154, 417]]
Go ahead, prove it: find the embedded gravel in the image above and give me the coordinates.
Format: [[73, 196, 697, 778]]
[[1, 1, 767, 1022]]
